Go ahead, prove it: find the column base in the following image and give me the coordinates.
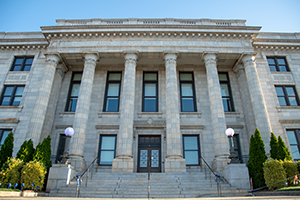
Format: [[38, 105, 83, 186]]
[[67, 155, 86, 172], [46, 164, 75, 192], [164, 156, 186, 173], [212, 154, 230, 173], [112, 156, 134, 172], [222, 163, 250, 190]]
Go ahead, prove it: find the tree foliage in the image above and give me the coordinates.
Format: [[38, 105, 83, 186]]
[[263, 159, 286, 190], [0, 132, 14, 169], [270, 132, 279, 160], [20, 161, 46, 191], [277, 136, 292, 161], [16, 139, 35, 163], [247, 128, 268, 189], [0, 158, 24, 188], [33, 135, 52, 170]]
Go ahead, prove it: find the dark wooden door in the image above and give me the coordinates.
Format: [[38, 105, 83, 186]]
[[138, 136, 161, 172]]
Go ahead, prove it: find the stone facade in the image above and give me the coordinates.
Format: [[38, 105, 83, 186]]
[[0, 18, 300, 188]]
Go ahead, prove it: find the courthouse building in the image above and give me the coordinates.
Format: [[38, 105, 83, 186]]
[[0, 18, 300, 186]]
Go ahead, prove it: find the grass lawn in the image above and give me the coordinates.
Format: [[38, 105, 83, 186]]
[[0, 188, 20, 192], [277, 186, 300, 191]]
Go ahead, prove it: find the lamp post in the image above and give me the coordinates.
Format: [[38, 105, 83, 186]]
[[61, 127, 74, 164], [225, 128, 239, 163]]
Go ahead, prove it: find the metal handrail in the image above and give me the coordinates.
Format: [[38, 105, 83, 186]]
[[75, 157, 98, 198], [199, 156, 225, 197]]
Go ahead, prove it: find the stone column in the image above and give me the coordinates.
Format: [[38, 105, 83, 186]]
[[242, 54, 272, 154], [112, 51, 138, 172], [41, 63, 67, 141], [164, 52, 186, 172], [203, 53, 230, 172], [68, 53, 98, 171], [234, 64, 256, 140], [27, 53, 60, 146]]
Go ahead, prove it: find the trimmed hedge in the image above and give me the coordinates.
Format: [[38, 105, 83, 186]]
[[0, 158, 24, 188], [281, 160, 299, 185], [20, 161, 46, 191], [263, 159, 286, 190]]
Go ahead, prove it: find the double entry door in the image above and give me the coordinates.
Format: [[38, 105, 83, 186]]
[[138, 136, 161, 172]]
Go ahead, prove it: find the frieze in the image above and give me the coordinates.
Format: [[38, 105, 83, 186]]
[[0, 118, 20, 124], [95, 125, 119, 129]]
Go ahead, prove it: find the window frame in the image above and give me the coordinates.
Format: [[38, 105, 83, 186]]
[[182, 135, 201, 166], [219, 72, 235, 112], [142, 71, 158, 112], [227, 134, 243, 163], [0, 129, 12, 150], [275, 85, 300, 106], [286, 129, 300, 161], [10, 56, 34, 71], [103, 71, 122, 112], [267, 57, 289, 72], [65, 72, 82, 112], [98, 135, 117, 166], [56, 134, 71, 163], [0, 85, 25, 106], [179, 72, 197, 112]]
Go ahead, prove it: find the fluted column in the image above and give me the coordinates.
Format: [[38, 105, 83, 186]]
[[69, 53, 98, 171], [204, 53, 230, 172], [164, 52, 186, 172], [27, 53, 60, 146], [112, 51, 138, 172], [242, 54, 272, 154]]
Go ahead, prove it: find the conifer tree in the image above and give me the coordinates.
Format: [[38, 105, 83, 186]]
[[0, 132, 14, 169], [33, 135, 52, 170], [247, 128, 268, 189], [277, 136, 292, 161], [16, 139, 35, 163], [270, 132, 279, 160]]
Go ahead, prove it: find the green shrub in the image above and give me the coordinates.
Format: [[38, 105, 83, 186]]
[[278, 136, 292, 161], [33, 135, 52, 170], [0, 132, 14, 169], [270, 132, 279, 160], [281, 159, 299, 185], [297, 161, 300, 172], [0, 158, 24, 188], [263, 159, 286, 190], [247, 128, 268, 189], [20, 161, 46, 191], [17, 139, 34, 163]]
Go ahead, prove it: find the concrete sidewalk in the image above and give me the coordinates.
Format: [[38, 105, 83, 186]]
[[1, 197, 300, 200]]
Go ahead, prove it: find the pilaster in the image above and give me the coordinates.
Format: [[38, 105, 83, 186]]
[[203, 53, 230, 172], [68, 53, 98, 171], [163, 52, 186, 173], [112, 51, 138, 172]]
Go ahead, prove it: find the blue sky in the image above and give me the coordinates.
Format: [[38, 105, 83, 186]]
[[0, 0, 299, 32]]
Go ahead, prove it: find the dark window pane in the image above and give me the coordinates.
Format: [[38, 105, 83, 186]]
[[181, 83, 193, 96], [23, 65, 31, 71], [4, 87, 14, 96], [101, 136, 115, 150], [13, 65, 21, 71], [71, 84, 80, 96], [278, 97, 287, 106], [220, 84, 230, 96], [291, 146, 300, 160], [12, 97, 22, 106], [15, 58, 23, 65], [180, 73, 193, 81], [269, 65, 277, 72], [286, 87, 295, 96], [222, 98, 231, 112], [68, 98, 78, 112], [15, 87, 24, 96], [145, 83, 156, 96], [184, 136, 198, 150], [287, 131, 297, 145], [267, 58, 275, 65], [107, 84, 119, 96], [144, 73, 157, 81], [144, 98, 156, 112], [106, 98, 119, 111], [277, 58, 286, 65], [108, 73, 121, 81], [1, 97, 11, 105], [100, 151, 115, 165], [184, 151, 198, 165], [279, 65, 287, 72], [73, 73, 82, 81], [25, 58, 33, 64], [218, 74, 228, 81], [289, 97, 298, 106], [275, 87, 284, 96], [182, 98, 194, 112]]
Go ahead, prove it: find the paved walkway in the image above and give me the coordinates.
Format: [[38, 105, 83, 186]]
[[0, 197, 300, 200]]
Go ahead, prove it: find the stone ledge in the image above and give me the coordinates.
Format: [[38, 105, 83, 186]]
[[0, 117, 20, 124], [0, 191, 49, 197], [98, 112, 120, 118]]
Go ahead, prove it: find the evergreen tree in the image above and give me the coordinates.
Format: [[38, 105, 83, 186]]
[[33, 135, 52, 170], [270, 132, 279, 160], [277, 136, 292, 161], [0, 132, 14, 169], [16, 139, 35, 163], [247, 128, 268, 189]]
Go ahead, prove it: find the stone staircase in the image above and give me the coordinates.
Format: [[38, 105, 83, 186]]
[[49, 171, 249, 198]]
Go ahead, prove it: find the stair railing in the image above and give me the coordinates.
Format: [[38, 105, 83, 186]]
[[199, 156, 225, 197], [75, 157, 98, 198]]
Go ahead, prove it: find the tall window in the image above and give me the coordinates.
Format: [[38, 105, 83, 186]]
[[103, 72, 122, 112], [275, 86, 300, 106], [267, 57, 289, 72], [228, 134, 243, 163], [98, 135, 117, 165], [56, 134, 71, 163], [65, 72, 82, 112], [286, 130, 300, 160], [143, 72, 158, 112], [183, 135, 200, 166], [11, 57, 34, 71], [0, 130, 12, 150], [179, 72, 197, 112], [219, 73, 234, 112], [0, 85, 25, 106]]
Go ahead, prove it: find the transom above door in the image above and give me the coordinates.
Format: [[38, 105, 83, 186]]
[[138, 135, 161, 172]]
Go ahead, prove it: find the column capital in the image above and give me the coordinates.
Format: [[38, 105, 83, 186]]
[[83, 52, 99, 65], [203, 53, 217, 66], [241, 53, 257, 66], [45, 53, 61, 66], [163, 51, 178, 64], [233, 64, 244, 75], [123, 50, 139, 63]]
